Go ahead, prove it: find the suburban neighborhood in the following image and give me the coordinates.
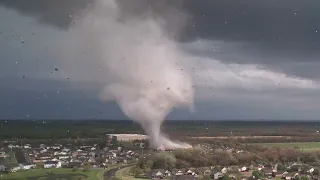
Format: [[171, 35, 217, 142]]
[[2, 134, 320, 180]]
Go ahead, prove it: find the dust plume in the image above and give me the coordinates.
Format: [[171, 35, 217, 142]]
[[66, 0, 194, 149]]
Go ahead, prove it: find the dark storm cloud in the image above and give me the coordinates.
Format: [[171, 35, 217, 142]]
[[0, 0, 93, 29], [0, 0, 184, 30], [120, 0, 320, 79], [2, 0, 320, 43], [174, 0, 320, 80], [182, 0, 320, 42]]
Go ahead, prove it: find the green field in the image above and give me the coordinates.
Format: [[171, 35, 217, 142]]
[[0, 168, 101, 180], [251, 142, 320, 152]]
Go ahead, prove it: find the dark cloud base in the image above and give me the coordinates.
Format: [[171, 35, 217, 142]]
[[2, 0, 320, 44], [0, 0, 93, 29]]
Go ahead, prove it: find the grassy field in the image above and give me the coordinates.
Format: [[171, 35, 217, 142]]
[[115, 166, 147, 180], [251, 142, 320, 152], [0, 168, 101, 180]]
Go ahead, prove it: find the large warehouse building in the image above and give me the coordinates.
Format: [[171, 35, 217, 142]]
[[107, 134, 148, 141]]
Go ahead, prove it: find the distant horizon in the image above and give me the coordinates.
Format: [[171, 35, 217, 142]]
[[1, 119, 320, 122]]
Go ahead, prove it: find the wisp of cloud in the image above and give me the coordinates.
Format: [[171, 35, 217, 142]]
[[67, 0, 194, 149]]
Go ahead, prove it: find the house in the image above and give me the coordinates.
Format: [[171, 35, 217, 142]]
[[148, 169, 165, 179], [308, 168, 315, 174], [213, 172, 223, 180], [88, 158, 96, 163], [91, 162, 102, 168], [58, 156, 70, 160], [285, 176, 292, 180], [164, 170, 172, 176], [240, 166, 247, 172], [175, 170, 184, 176], [19, 164, 35, 170], [170, 175, 196, 180], [221, 167, 228, 174], [280, 171, 289, 179], [112, 152, 117, 158], [258, 164, 265, 169], [51, 158, 59, 162], [186, 169, 193, 175], [51, 145, 61, 150], [62, 148, 71, 152], [263, 168, 275, 177], [154, 171, 163, 178], [229, 174, 236, 179], [0, 152, 8, 158], [60, 160, 70, 167], [24, 144, 31, 149], [0, 165, 6, 172], [40, 149, 48, 153], [44, 161, 61, 168], [204, 169, 211, 175], [11, 166, 20, 172]]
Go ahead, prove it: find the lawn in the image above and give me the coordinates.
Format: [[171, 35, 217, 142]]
[[115, 166, 147, 180], [0, 168, 101, 180], [251, 142, 320, 152]]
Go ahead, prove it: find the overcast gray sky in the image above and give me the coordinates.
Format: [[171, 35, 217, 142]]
[[1, 0, 320, 120]]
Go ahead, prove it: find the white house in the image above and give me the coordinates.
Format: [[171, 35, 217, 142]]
[[175, 170, 183, 176], [24, 144, 31, 149], [19, 164, 35, 170], [11, 166, 20, 172], [40, 149, 47, 153], [221, 167, 228, 174], [308, 168, 315, 173], [52, 146, 61, 150], [241, 166, 247, 172], [187, 169, 193, 175], [51, 158, 59, 162], [58, 156, 70, 160], [112, 152, 117, 158], [44, 161, 61, 169], [62, 148, 71, 152]]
